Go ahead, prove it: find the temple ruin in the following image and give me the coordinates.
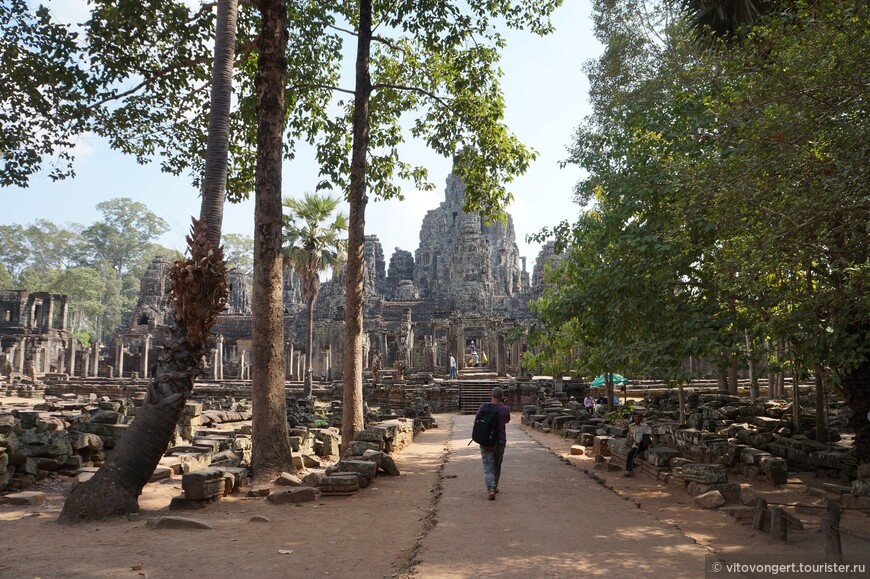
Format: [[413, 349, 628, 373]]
[[113, 171, 551, 384]]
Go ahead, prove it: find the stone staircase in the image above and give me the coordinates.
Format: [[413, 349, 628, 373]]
[[458, 369, 501, 414]]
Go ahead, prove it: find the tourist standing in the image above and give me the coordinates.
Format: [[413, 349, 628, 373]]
[[449, 354, 457, 379], [624, 411, 652, 477], [476, 386, 511, 499], [584, 393, 594, 414]]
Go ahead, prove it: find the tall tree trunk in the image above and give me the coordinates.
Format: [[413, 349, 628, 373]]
[[200, 0, 238, 248], [728, 353, 740, 395], [791, 365, 801, 434], [342, 0, 372, 451], [677, 381, 686, 425], [814, 363, 827, 444], [748, 340, 759, 403], [717, 361, 729, 393], [842, 358, 870, 465], [59, 223, 226, 522], [304, 291, 315, 397], [605, 370, 614, 412], [250, 0, 294, 483]]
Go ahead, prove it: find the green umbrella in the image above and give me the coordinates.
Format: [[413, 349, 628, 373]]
[[590, 373, 628, 387]]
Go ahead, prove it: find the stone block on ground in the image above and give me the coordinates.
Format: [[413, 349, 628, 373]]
[[693, 482, 741, 504], [759, 456, 789, 484], [319, 431, 340, 456], [275, 472, 303, 486], [209, 450, 241, 468], [682, 463, 728, 484], [214, 466, 248, 493], [148, 516, 212, 529], [266, 486, 318, 504], [644, 447, 682, 467], [570, 445, 584, 456], [851, 479, 870, 498], [695, 490, 725, 509], [181, 467, 225, 501], [592, 436, 615, 457], [332, 459, 377, 481], [302, 454, 321, 468], [246, 485, 271, 497], [361, 450, 400, 476], [348, 441, 380, 456], [158, 456, 184, 475], [318, 473, 360, 495], [149, 466, 172, 482], [0, 491, 45, 505], [302, 472, 322, 487]]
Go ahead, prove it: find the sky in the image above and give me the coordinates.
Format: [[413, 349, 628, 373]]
[[3, 1, 602, 267]]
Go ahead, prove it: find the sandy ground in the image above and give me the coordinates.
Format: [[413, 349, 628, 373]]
[[2, 412, 869, 578]]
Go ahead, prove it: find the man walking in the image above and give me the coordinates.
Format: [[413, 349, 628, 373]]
[[624, 410, 652, 477], [476, 386, 511, 500]]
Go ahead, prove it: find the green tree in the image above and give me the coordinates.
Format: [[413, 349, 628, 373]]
[[0, 224, 31, 282], [282, 192, 348, 397], [0, 0, 93, 186], [0, 262, 12, 289], [81, 198, 169, 279], [222, 233, 254, 278], [326, 0, 562, 448], [59, 0, 238, 520]]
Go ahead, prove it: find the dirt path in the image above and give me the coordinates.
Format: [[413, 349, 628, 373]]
[[4, 411, 868, 578], [1, 417, 450, 579], [411, 414, 709, 577]]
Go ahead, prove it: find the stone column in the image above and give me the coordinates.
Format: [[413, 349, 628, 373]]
[[216, 335, 224, 380], [212, 348, 219, 380], [45, 296, 55, 330], [58, 296, 68, 330], [18, 338, 26, 373], [497, 334, 506, 377], [116, 341, 125, 378], [141, 334, 151, 379], [91, 341, 100, 377], [362, 336, 369, 370], [239, 350, 246, 379], [67, 338, 76, 376], [457, 325, 465, 370], [81, 351, 90, 378], [297, 351, 303, 381]]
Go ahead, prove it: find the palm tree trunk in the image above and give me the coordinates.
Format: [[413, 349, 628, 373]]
[[250, 0, 294, 484], [200, 0, 238, 248], [304, 292, 315, 397], [342, 0, 372, 451], [60, 222, 225, 522]]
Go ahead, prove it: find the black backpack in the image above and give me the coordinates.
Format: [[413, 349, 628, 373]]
[[471, 403, 500, 447]]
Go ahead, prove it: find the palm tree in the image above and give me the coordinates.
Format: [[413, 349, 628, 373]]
[[681, 0, 774, 44], [282, 192, 348, 398], [59, 0, 237, 522]]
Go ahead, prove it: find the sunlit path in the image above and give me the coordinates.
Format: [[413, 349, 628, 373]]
[[412, 414, 708, 577]]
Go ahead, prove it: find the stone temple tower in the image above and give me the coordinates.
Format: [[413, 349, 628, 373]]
[[413, 171, 529, 311]]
